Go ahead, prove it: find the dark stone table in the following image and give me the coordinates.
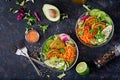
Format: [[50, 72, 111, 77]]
[[0, 0, 120, 80]]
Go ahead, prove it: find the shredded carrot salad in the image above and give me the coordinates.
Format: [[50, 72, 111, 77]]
[[43, 34, 77, 69], [77, 16, 106, 44], [77, 26, 95, 44], [60, 46, 76, 62]]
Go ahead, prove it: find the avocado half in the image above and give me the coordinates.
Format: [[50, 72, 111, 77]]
[[42, 4, 60, 22]]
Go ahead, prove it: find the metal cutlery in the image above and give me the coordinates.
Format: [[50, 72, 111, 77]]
[[15, 47, 41, 76]]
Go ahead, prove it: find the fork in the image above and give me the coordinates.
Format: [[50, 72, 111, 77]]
[[15, 47, 41, 76]]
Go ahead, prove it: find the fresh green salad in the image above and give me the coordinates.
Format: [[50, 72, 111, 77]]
[[76, 5, 114, 47], [41, 33, 78, 71]]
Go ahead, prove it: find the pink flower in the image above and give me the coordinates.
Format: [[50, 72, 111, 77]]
[[17, 13, 25, 20]]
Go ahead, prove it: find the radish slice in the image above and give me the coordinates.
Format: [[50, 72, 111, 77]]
[[80, 15, 89, 21], [59, 33, 70, 42]]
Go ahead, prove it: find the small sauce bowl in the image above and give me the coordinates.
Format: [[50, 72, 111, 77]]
[[25, 30, 39, 43]]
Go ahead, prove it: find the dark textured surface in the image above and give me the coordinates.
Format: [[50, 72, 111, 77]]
[[0, 0, 120, 80]]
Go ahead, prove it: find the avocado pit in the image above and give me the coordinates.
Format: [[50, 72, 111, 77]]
[[49, 9, 57, 18]]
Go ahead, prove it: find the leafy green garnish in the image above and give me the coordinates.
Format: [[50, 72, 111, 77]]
[[95, 33, 104, 39], [90, 29, 94, 33], [25, 28, 29, 34], [95, 26, 104, 39], [15, 0, 34, 6], [16, 0, 20, 5], [83, 5, 112, 25], [25, 27, 33, 34], [57, 72, 66, 79], [54, 35, 58, 40], [79, 31, 83, 35], [24, 12, 37, 26], [9, 8, 18, 14], [56, 42, 60, 46], [9, 8, 14, 12], [38, 24, 49, 33], [60, 48, 65, 53], [98, 26, 102, 31]]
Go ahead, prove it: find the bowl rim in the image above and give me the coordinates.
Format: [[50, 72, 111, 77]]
[[75, 12, 114, 48], [40, 33, 79, 72]]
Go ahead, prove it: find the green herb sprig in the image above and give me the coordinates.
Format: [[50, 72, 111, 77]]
[[38, 24, 49, 33], [24, 12, 37, 26], [95, 26, 104, 39]]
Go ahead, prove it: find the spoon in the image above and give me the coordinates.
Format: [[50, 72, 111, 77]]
[[15, 47, 41, 76]]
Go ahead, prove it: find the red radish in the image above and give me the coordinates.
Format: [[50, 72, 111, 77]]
[[80, 15, 89, 21], [59, 33, 70, 42]]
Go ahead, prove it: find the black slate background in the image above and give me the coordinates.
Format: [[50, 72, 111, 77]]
[[0, 0, 120, 80]]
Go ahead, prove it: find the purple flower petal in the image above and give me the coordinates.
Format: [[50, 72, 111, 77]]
[[34, 12, 41, 22]]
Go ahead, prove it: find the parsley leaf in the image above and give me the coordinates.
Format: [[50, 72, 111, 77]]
[[38, 24, 49, 33], [16, 0, 20, 5], [98, 26, 102, 31], [24, 12, 37, 26], [56, 42, 60, 46], [95, 33, 104, 39], [95, 26, 104, 39], [90, 29, 94, 33], [79, 31, 83, 35], [60, 48, 65, 53], [25, 28, 29, 34]]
